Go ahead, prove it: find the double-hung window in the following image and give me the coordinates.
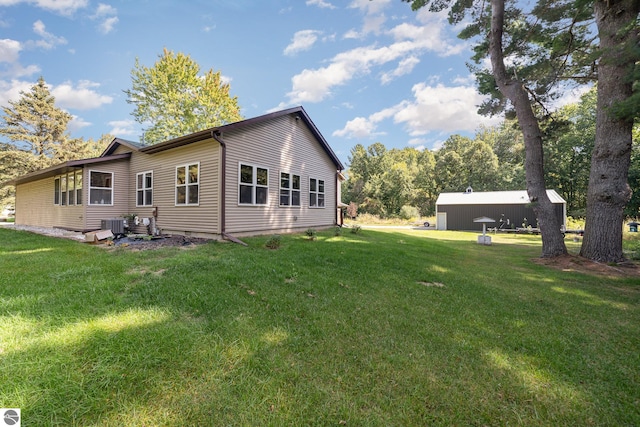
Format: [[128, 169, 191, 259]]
[[136, 171, 153, 206], [89, 171, 113, 205], [67, 173, 75, 205], [309, 178, 325, 208], [279, 172, 300, 207], [75, 171, 83, 204], [176, 163, 199, 205], [54, 171, 82, 205], [239, 163, 268, 205], [54, 177, 60, 205], [60, 175, 67, 205]]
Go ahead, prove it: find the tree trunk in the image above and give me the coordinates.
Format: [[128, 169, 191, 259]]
[[580, 0, 639, 263], [489, 0, 567, 257]]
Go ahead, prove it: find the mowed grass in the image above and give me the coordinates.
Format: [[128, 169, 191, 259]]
[[0, 227, 638, 426]]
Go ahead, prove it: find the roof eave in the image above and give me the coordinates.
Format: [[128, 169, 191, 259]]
[[3, 153, 131, 187]]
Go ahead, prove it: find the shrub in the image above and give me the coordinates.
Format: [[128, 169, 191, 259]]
[[399, 205, 420, 220], [305, 228, 317, 240], [265, 235, 281, 249], [334, 226, 342, 236], [350, 225, 362, 234]]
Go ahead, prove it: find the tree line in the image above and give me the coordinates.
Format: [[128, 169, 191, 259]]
[[342, 88, 640, 219]]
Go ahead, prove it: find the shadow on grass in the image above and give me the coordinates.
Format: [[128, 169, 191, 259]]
[[0, 228, 639, 425]]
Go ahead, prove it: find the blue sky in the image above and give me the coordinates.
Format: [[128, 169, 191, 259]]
[[0, 0, 507, 165]]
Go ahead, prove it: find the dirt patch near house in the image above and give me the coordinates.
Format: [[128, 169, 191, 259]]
[[7, 225, 212, 250], [109, 235, 211, 251], [532, 254, 640, 279]]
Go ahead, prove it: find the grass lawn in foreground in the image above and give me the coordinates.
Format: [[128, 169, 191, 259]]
[[0, 227, 638, 426]]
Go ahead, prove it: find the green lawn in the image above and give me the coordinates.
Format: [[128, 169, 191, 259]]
[[0, 227, 638, 426]]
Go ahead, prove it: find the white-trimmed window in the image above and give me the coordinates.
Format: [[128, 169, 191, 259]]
[[89, 171, 113, 205], [54, 177, 60, 205], [67, 173, 75, 205], [239, 163, 269, 205], [75, 171, 83, 205], [136, 171, 153, 206], [176, 163, 199, 205], [54, 171, 82, 206], [279, 172, 301, 207], [60, 175, 67, 205], [309, 178, 325, 208]]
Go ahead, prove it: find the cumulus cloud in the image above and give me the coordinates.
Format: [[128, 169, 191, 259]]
[[0, 0, 88, 15], [0, 79, 33, 108], [51, 80, 113, 110], [333, 116, 381, 139], [108, 119, 137, 136], [286, 9, 466, 104], [306, 0, 336, 9], [91, 3, 118, 34], [0, 39, 21, 63], [380, 56, 420, 84], [31, 20, 67, 49], [284, 30, 322, 56], [395, 82, 500, 135], [67, 114, 92, 132], [333, 81, 500, 140]]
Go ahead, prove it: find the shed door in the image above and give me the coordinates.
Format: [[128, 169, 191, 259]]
[[436, 212, 447, 230]]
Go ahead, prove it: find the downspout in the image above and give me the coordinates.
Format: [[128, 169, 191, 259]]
[[211, 131, 226, 235], [211, 131, 247, 246]]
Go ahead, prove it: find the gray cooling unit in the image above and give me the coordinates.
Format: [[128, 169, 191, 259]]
[[101, 218, 125, 235]]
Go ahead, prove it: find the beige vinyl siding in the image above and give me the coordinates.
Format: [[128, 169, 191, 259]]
[[224, 114, 337, 234], [128, 139, 221, 237], [84, 160, 131, 230], [15, 178, 85, 230]]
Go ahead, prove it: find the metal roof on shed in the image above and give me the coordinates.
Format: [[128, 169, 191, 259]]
[[436, 190, 565, 206]]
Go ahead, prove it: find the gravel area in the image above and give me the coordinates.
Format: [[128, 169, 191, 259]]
[[2, 223, 210, 250], [3, 223, 86, 241]]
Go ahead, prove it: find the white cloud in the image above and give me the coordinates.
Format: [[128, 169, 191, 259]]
[[380, 56, 420, 84], [344, 0, 392, 38], [306, 0, 336, 9], [0, 39, 21, 63], [0, 0, 88, 15], [332, 105, 397, 139], [394, 82, 500, 135], [0, 79, 33, 108], [333, 81, 500, 140], [91, 3, 118, 34], [108, 119, 137, 136], [333, 116, 381, 138], [51, 80, 113, 110], [31, 20, 67, 49], [98, 16, 118, 34], [286, 9, 465, 104], [284, 30, 322, 56], [349, 0, 391, 15], [67, 114, 91, 132]]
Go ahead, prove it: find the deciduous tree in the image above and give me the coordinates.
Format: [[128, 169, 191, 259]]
[[124, 48, 243, 145]]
